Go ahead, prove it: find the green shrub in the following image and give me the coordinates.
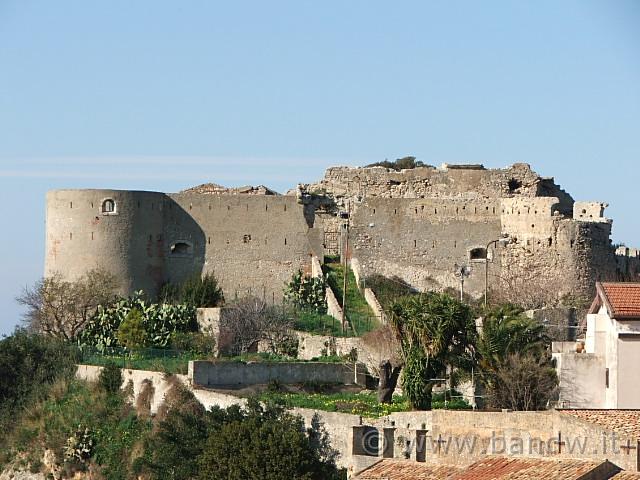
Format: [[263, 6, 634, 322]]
[[196, 401, 344, 480], [0, 330, 78, 432], [98, 362, 122, 395], [365, 156, 428, 171], [117, 308, 147, 350], [63, 425, 95, 462], [284, 270, 327, 314], [79, 291, 197, 351], [159, 272, 224, 308], [170, 332, 216, 356]]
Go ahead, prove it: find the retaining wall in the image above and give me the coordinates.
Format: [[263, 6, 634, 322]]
[[189, 360, 366, 388]]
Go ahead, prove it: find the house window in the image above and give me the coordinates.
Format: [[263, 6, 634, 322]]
[[101, 199, 116, 214], [469, 247, 488, 261], [605, 368, 609, 388]]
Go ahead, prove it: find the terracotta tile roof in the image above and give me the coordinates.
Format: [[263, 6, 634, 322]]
[[610, 473, 640, 480], [354, 459, 463, 479], [450, 457, 606, 480], [593, 283, 640, 319], [560, 409, 640, 439]]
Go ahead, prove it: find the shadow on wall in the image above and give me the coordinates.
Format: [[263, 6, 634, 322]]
[[159, 197, 207, 291]]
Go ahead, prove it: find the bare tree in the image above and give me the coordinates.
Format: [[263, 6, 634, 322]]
[[360, 325, 403, 403], [485, 352, 558, 411], [490, 267, 568, 310], [17, 269, 119, 341], [219, 297, 294, 356]]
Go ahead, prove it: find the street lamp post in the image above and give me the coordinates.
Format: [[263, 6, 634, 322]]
[[484, 235, 511, 308], [454, 264, 471, 302]]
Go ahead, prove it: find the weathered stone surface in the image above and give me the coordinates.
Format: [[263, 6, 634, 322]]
[[44, 163, 634, 306]]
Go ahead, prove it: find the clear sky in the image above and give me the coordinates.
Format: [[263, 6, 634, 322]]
[[0, 1, 638, 335]]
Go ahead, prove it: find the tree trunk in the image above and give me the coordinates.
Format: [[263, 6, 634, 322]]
[[377, 360, 402, 403]]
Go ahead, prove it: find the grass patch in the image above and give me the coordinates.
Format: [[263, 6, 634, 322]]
[[259, 390, 410, 418], [323, 261, 380, 335], [257, 390, 472, 418], [81, 350, 347, 372], [79, 349, 206, 374], [294, 310, 346, 336]]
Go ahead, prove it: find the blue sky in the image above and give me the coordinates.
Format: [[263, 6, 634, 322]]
[[0, 1, 638, 335]]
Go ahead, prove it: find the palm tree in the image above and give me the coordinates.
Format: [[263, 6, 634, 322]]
[[476, 304, 548, 374], [389, 293, 476, 410], [475, 304, 555, 409]]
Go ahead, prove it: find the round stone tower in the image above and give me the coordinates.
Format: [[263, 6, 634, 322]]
[[45, 189, 168, 296]]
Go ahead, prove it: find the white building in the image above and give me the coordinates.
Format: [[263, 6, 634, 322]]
[[554, 282, 640, 409]]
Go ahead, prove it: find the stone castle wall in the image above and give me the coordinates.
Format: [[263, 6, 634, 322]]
[[46, 190, 321, 300], [350, 197, 503, 294], [45, 163, 625, 304]]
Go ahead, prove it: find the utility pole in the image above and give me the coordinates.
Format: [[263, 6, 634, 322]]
[[484, 235, 511, 308], [340, 202, 351, 334]]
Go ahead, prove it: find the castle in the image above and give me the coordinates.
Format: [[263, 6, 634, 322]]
[[45, 163, 639, 304]]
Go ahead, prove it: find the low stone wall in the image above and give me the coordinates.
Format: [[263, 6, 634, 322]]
[[77, 364, 638, 473], [311, 255, 323, 278], [75, 364, 243, 414], [196, 307, 235, 356], [426, 410, 639, 471], [189, 360, 366, 388], [363, 288, 386, 324], [326, 286, 344, 324], [295, 331, 364, 360], [350, 257, 363, 287]]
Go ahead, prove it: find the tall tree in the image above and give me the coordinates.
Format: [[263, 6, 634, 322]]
[[389, 293, 476, 410], [476, 305, 557, 410], [17, 269, 119, 341]]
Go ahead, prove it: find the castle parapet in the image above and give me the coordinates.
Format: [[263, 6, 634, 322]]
[[573, 202, 610, 223]]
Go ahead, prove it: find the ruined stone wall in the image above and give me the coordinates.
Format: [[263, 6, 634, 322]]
[[499, 197, 616, 304], [45, 162, 620, 307], [308, 163, 573, 213], [350, 197, 503, 296], [615, 246, 640, 281]]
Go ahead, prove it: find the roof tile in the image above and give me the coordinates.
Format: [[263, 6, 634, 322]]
[[560, 409, 640, 440], [450, 457, 606, 480], [610, 473, 640, 480], [599, 283, 640, 318], [354, 459, 463, 479]]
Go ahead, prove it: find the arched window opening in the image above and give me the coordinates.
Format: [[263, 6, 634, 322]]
[[170, 242, 193, 256], [469, 247, 488, 261], [102, 199, 116, 214]]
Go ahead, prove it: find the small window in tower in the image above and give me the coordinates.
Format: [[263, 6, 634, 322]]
[[101, 199, 116, 214], [469, 247, 488, 261], [170, 242, 193, 256], [243, 234, 252, 243]]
